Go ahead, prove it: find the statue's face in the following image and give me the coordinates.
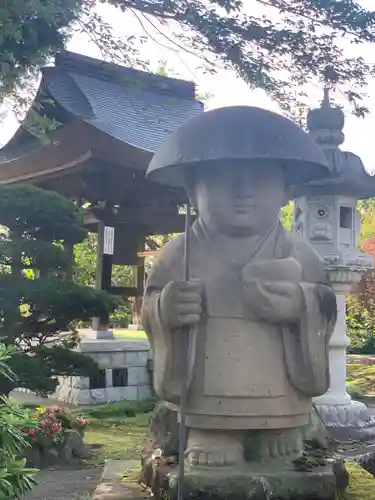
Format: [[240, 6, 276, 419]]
[[189, 162, 286, 237]]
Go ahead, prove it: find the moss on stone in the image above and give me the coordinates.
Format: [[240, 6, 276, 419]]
[[344, 462, 375, 499], [166, 467, 337, 500]]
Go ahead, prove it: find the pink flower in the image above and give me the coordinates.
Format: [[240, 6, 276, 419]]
[[48, 406, 64, 414], [75, 416, 89, 426], [24, 427, 37, 436]]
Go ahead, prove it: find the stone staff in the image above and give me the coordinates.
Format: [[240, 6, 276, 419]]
[[178, 199, 192, 500]]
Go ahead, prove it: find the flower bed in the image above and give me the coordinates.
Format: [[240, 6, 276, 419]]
[[22, 406, 90, 467]]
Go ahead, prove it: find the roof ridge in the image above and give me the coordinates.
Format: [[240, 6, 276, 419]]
[[55, 51, 197, 101]]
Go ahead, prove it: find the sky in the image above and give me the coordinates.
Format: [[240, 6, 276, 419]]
[[2, 1, 375, 171]]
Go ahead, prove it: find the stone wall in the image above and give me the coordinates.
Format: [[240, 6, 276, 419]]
[[54, 338, 153, 405]]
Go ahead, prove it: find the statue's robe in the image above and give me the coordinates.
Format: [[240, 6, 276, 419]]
[[142, 220, 336, 430]]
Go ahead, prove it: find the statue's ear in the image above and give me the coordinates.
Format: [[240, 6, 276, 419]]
[[283, 188, 293, 206], [281, 164, 293, 206], [186, 189, 197, 210]]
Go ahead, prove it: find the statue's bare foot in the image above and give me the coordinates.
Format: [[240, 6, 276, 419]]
[[257, 428, 303, 460], [186, 429, 244, 467]]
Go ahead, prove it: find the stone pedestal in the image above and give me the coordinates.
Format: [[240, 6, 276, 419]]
[[314, 269, 375, 436], [54, 338, 152, 404], [128, 324, 144, 331], [165, 466, 338, 500], [80, 328, 115, 340]]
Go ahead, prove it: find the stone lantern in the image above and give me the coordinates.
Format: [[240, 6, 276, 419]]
[[292, 89, 375, 435]]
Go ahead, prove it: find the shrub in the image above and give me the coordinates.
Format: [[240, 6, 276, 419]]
[[347, 271, 375, 355], [0, 344, 37, 499], [347, 301, 375, 355], [0, 184, 118, 396], [23, 406, 90, 449], [80, 399, 156, 421]]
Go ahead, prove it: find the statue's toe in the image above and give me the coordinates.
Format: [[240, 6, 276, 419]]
[[187, 449, 199, 466], [187, 447, 241, 466], [198, 452, 207, 466], [225, 451, 239, 465]]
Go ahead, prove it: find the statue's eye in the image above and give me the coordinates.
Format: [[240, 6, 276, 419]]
[[317, 209, 326, 218]]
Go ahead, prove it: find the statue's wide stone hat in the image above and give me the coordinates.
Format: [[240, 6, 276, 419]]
[[146, 105, 331, 187]]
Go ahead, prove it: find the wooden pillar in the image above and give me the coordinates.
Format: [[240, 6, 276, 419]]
[[130, 264, 145, 329], [92, 220, 115, 338]]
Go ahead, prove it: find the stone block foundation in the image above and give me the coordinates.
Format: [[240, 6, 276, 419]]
[[54, 338, 152, 405]]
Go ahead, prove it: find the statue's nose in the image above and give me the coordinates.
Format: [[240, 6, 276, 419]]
[[233, 179, 254, 198], [232, 167, 255, 194]]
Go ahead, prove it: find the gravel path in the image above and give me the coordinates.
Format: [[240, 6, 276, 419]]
[[10, 390, 76, 408], [24, 467, 103, 500]]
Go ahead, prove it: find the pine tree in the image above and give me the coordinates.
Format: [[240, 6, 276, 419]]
[[0, 184, 118, 396]]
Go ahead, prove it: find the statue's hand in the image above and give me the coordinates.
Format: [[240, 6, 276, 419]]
[[160, 280, 203, 329], [244, 280, 303, 323]]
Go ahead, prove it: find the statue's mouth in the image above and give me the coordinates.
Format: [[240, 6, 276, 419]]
[[233, 202, 255, 212]]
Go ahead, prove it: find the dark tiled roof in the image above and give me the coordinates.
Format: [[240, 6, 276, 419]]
[[48, 52, 203, 153], [1, 52, 203, 159], [55, 52, 197, 100]]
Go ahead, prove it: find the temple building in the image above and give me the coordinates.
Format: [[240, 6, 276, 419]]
[[0, 51, 203, 337], [0, 52, 203, 403]]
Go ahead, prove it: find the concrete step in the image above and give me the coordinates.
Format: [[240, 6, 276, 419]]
[[92, 460, 146, 500]]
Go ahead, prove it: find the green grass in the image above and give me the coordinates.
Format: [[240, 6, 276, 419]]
[[70, 399, 155, 464], [71, 399, 156, 419], [346, 364, 375, 396], [113, 329, 147, 340], [21, 399, 156, 465], [85, 413, 150, 463], [345, 462, 375, 499], [17, 394, 375, 500]]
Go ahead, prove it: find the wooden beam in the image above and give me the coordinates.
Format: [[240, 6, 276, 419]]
[[115, 211, 183, 225], [0, 120, 94, 184], [108, 286, 140, 297], [82, 210, 99, 226], [92, 219, 114, 331], [138, 250, 159, 257]]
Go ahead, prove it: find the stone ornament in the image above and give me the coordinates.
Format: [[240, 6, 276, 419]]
[[141, 106, 339, 498], [294, 90, 375, 440], [293, 88, 375, 200]]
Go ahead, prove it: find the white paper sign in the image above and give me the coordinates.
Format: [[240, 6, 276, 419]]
[[103, 226, 115, 255]]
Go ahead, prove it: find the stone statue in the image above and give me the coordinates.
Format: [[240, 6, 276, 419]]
[[142, 107, 338, 488]]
